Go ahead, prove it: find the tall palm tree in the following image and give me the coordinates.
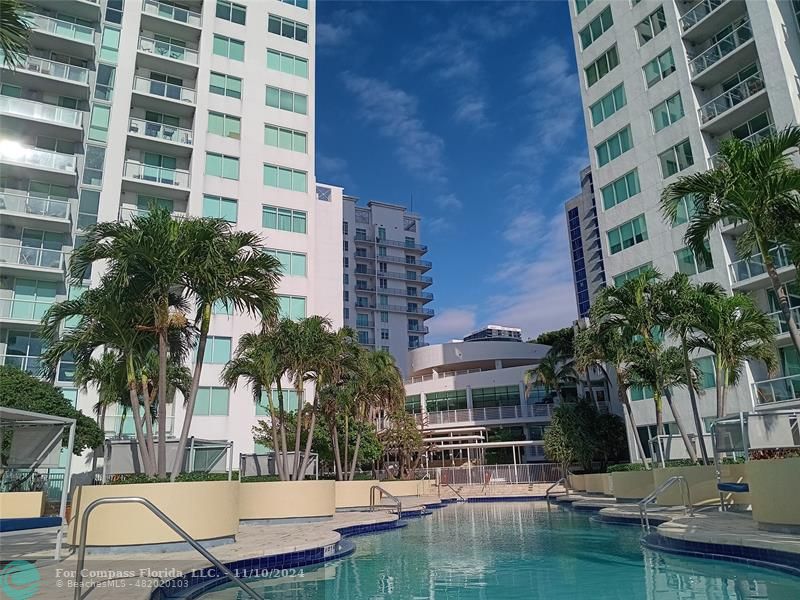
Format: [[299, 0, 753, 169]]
[[524, 350, 577, 404], [0, 0, 31, 67], [689, 293, 777, 419], [661, 127, 800, 354], [73, 350, 128, 431]]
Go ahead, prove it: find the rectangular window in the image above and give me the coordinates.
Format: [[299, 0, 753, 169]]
[[579, 6, 613, 50], [601, 169, 640, 210], [212, 34, 245, 61], [595, 125, 632, 167], [694, 356, 716, 389], [205, 152, 240, 180], [672, 195, 698, 227], [675, 242, 713, 275], [266, 48, 308, 78], [88, 104, 111, 142], [659, 139, 694, 178], [613, 263, 652, 287], [213, 299, 233, 316], [99, 26, 120, 63], [630, 384, 654, 401], [267, 14, 308, 43], [209, 72, 242, 99], [278, 295, 306, 320], [265, 249, 307, 276], [208, 112, 241, 139], [216, 0, 246, 24], [195, 387, 230, 416], [262, 205, 307, 233], [264, 124, 307, 153], [256, 389, 303, 415], [575, 0, 594, 14], [265, 85, 307, 115], [203, 194, 238, 223], [426, 389, 468, 412], [607, 215, 648, 254], [651, 92, 685, 132], [643, 48, 675, 88], [204, 337, 231, 364], [585, 45, 619, 87], [263, 163, 307, 192], [590, 83, 626, 126], [280, 0, 308, 8], [636, 6, 667, 46]]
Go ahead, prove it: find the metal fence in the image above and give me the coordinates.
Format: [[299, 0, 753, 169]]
[[417, 463, 563, 486], [0, 469, 65, 504]]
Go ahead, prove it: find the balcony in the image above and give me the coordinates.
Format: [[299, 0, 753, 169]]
[[698, 72, 768, 135], [0, 191, 71, 229], [380, 254, 433, 270], [132, 76, 196, 116], [380, 287, 434, 300], [0, 95, 83, 139], [408, 325, 429, 334], [354, 235, 374, 244], [0, 298, 56, 326], [122, 160, 190, 199], [378, 237, 428, 252], [34, 0, 100, 21], [728, 244, 793, 290], [417, 404, 552, 427], [28, 12, 96, 58], [137, 36, 199, 79], [127, 117, 193, 156], [708, 123, 776, 168], [355, 321, 375, 329], [1, 54, 89, 96], [141, 0, 202, 31], [681, 0, 746, 42], [383, 270, 433, 285], [766, 307, 800, 344], [689, 20, 753, 82], [752, 374, 800, 408], [0, 243, 66, 279], [0, 141, 77, 183], [118, 206, 185, 221]]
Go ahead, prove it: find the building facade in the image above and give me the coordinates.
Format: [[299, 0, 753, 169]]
[[0, 0, 346, 469], [342, 197, 433, 375], [463, 324, 522, 343], [568, 0, 800, 457]]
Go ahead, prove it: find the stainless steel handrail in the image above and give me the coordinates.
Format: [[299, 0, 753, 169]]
[[546, 477, 568, 501], [73, 496, 264, 600], [369, 485, 402, 516], [638, 475, 693, 531], [443, 482, 465, 502]]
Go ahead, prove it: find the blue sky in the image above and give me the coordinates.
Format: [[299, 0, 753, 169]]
[[315, 0, 588, 342]]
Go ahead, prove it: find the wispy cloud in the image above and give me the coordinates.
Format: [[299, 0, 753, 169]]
[[425, 216, 452, 234], [427, 306, 478, 342], [434, 194, 463, 211], [453, 96, 491, 128], [317, 7, 373, 49]]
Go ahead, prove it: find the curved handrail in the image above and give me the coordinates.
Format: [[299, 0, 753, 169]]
[[73, 496, 263, 600], [638, 475, 693, 531], [546, 477, 568, 501], [370, 485, 402, 516], [443, 482, 465, 502]]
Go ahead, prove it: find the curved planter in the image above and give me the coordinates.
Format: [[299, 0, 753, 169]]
[[746, 457, 800, 532], [239, 480, 335, 520], [584, 473, 613, 495], [67, 481, 239, 548], [335, 479, 431, 508], [652, 464, 749, 507], [568, 474, 586, 492], [611, 471, 654, 502]]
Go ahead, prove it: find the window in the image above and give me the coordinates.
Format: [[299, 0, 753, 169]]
[[607, 215, 648, 254], [643, 48, 675, 88], [732, 111, 772, 141], [99, 27, 120, 63], [579, 6, 613, 50], [262, 205, 307, 233], [380, 311, 388, 323], [590, 84, 626, 126], [585, 45, 619, 87], [405, 394, 422, 414], [265, 249, 307, 276], [601, 169, 640, 210], [206, 152, 240, 180], [267, 14, 308, 43], [105, 0, 122, 23], [212, 34, 244, 60], [672, 194, 698, 226], [575, 0, 593, 14], [280, 0, 308, 8], [77, 189, 100, 229], [213, 300, 233, 316], [278, 295, 306, 320], [88, 104, 111, 142], [263, 164, 307, 192], [10, 279, 57, 321], [265, 86, 307, 115], [659, 139, 694, 178], [425, 390, 468, 412], [83, 145, 105, 186], [613, 263, 652, 287], [675, 242, 713, 275], [203, 195, 237, 223], [209, 72, 241, 99], [264, 124, 307, 153], [651, 92, 685, 132], [195, 388, 230, 416], [630, 384, 654, 401], [380, 328, 389, 340], [694, 356, 716, 389], [216, 0, 246, 24], [266, 49, 308, 78], [204, 337, 231, 363], [256, 389, 303, 415], [636, 6, 667, 46], [472, 385, 521, 409], [208, 112, 241, 139], [95, 64, 115, 101], [595, 126, 632, 167]]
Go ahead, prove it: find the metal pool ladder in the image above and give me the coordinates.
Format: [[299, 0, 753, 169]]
[[370, 485, 402, 516], [546, 477, 568, 502], [638, 476, 693, 531], [73, 496, 264, 600]]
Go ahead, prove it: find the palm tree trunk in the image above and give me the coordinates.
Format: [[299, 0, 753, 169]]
[[140, 376, 157, 473], [761, 238, 800, 354], [330, 420, 344, 480], [126, 356, 155, 476], [715, 363, 726, 418], [343, 414, 349, 477], [682, 343, 709, 464], [297, 404, 317, 480], [349, 431, 362, 481], [157, 323, 168, 478], [653, 390, 665, 464], [264, 389, 285, 481], [276, 382, 290, 480], [292, 383, 304, 479], [613, 370, 648, 468], [663, 388, 698, 463]]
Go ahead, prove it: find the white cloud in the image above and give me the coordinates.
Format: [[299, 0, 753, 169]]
[[317, 8, 373, 48], [453, 96, 491, 128], [434, 194, 463, 211], [427, 307, 478, 342], [425, 216, 452, 233]]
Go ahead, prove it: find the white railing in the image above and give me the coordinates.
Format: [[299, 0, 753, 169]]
[[699, 72, 765, 124], [0, 191, 71, 220], [680, 0, 728, 31], [0, 96, 82, 127], [138, 36, 198, 64], [29, 13, 95, 44], [419, 404, 552, 426], [379, 237, 428, 251], [766, 307, 800, 336], [752, 374, 800, 406], [118, 206, 185, 221], [133, 76, 196, 104], [689, 20, 752, 77], [728, 244, 791, 283], [439, 368, 483, 378], [0, 298, 55, 322], [408, 326, 429, 334], [0, 243, 66, 270], [0, 142, 76, 173], [142, 0, 202, 27], [128, 117, 193, 145], [708, 124, 775, 167], [123, 161, 190, 188], [6, 54, 89, 84], [418, 463, 562, 485], [406, 373, 435, 384]]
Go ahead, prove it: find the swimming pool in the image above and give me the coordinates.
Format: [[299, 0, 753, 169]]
[[199, 503, 800, 599]]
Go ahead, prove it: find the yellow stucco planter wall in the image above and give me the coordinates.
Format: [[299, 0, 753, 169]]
[[583, 474, 613, 495], [652, 464, 749, 507], [746, 458, 800, 530], [335, 479, 431, 508], [0, 492, 45, 518], [611, 471, 654, 501], [67, 481, 239, 547], [239, 481, 335, 520], [568, 474, 586, 491]]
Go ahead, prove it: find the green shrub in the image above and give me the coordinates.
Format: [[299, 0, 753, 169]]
[[750, 448, 800, 461], [607, 463, 648, 473]]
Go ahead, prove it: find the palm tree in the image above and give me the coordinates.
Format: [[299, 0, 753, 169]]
[[73, 350, 128, 431], [0, 0, 31, 67], [661, 127, 800, 355], [689, 293, 777, 419], [524, 350, 577, 404]]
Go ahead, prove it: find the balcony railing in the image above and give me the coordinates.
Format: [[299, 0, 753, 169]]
[[407, 326, 429, 334], [380, 287, 434, 299], [767, 307, 800, 335], [138, 36, 198, 64], [123, 160, 190, 188], [406, 306, 435, 316], [0, 298, 55, 322], [419, 404, 552, 426], [753, 374, 800, 406], [378, 237, 428, 252], [128, 117, 193, 145], [118, 206, 185, 221], [728, 244, 791, 283], [4, 53, 89, 84], [0, 142, 77, 174], [133, 75, 196, 104], [0, 354, 42, 374], [439, 368, 482, 378], [0, 95, 82, 127], [708, 124, 775, 167], [142, 0, 202, 28], [0, 191, 71, 220], [380, 254, 433, 267], [699, 72, 765, 124], [0, 243, 66, 270], [681, 0, 728, 31], [29, 12, 95, 44], [689, 20, 752, 77], [384, 271, 433, 283]]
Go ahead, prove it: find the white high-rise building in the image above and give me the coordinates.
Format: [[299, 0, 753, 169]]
[[0, 0, 345, 465], [568, 0, 800, 458]]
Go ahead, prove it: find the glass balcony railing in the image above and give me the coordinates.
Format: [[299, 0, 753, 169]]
[[753, 374, 800, 406], [0, 95, 82, 127], [0, 141, 77, 173], [728, 244, 791, 283], [0, 243, 66, 270], [0, 298, 55, 322], [689, 20, 752, 77], [123, 160, 190, 188], [379, 237, 428, 251], [138, 36, 198, 64], [132, 75, 196, 104], [699, 72, 765, 124], [118, 206, 185, 221], [28, 13, 95, 44], [2, 53, 89, 84], [681, 0, 729, 31], [708, 124, 775, 167], [128, 117, 193, 145], [767, 307, 800, 335], [0, 191, 71, 220], [142, 0, 202, 28]]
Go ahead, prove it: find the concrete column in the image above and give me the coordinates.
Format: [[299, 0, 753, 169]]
[[495, 359, 503, 370], [518, 381, 526, 416], [466, 386, 473, 410], [420, 392, 428, 416]]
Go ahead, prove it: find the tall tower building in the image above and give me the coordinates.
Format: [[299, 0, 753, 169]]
[[0, 0, 343, 463], [568, 0, 800, 457]]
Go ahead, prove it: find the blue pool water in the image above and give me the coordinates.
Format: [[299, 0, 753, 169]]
[[201, 503, 800, 599]]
